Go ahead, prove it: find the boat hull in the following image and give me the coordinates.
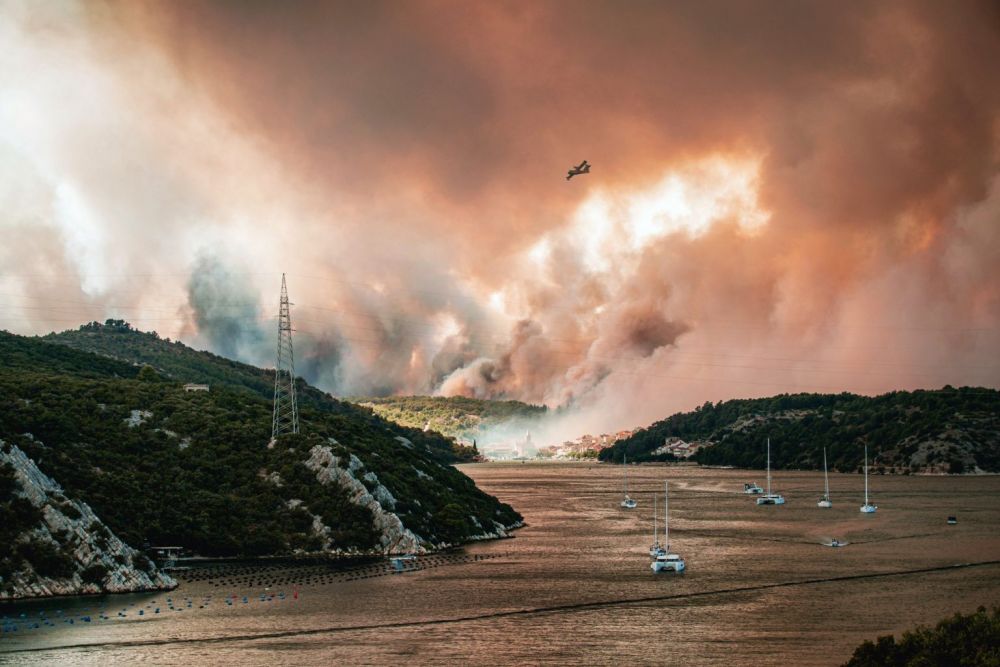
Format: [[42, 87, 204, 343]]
[[860, 504, 877, 513], [651, 559, 685, 573], [756, 495, 785, 505], [817, 499, 832, 508]]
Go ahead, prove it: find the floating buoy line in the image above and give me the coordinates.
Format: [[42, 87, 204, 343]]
[[0, 552, 512, 637]]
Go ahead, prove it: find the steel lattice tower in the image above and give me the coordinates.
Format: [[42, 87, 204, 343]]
[[271, 273, 299, 439]]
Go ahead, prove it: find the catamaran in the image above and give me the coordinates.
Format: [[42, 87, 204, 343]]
[[621, 454, 637, 509], [756, 437, 785, 505], [651, 481, 685, 573], [860, 444, 877, 513], [743, 481, 763, 494], [649, 492, 664, 557], [818, 447, 832, 508]]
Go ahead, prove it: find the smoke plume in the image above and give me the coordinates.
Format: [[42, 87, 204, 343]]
[[1, 0, 998, 439]]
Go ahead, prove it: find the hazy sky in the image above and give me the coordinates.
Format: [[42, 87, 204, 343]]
[[1, 0, 998, 437]]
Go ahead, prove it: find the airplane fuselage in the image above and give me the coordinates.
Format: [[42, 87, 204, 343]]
[[566, 162, 591, 180]]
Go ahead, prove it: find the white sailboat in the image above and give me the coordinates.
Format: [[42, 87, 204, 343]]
[[651, 481, 685, 573], [860, 444, 877, 513], [649, 492, 664, 557], [743, 481, 763, 494], [755, 437, 785, 505], [818, 447, 832, 508], [621, 454, 637, 509]]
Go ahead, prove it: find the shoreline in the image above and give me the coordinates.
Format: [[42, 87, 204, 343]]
[[0, 527, 523, 604]]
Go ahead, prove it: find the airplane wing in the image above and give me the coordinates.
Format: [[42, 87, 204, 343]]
[[581, 160, 589, 167]]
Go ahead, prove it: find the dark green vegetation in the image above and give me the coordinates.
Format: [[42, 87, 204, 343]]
[[845, 606, 1000, 666], [600, 389, 1000, 473], [1, 326, 520, 558], [359, 395, 547, 449], [45, 321, 466, 464]]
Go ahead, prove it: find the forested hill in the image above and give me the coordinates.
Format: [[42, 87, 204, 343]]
[[45, 320, 304, 405], [358, 395, 547, 442], [43, 320, 468, 463], [599, 389, 1000, 474], [0, 329, 521, 572]]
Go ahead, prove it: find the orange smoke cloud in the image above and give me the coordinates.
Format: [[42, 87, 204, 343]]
[[1, 1, 998, 436]]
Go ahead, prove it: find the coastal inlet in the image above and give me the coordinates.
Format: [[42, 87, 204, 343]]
[[2, 463, 999, 666]]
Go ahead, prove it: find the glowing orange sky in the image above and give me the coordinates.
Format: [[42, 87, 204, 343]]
[[1, 1, 998, 436]]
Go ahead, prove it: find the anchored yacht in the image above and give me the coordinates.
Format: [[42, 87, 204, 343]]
[[818, 447, 832, 508], [755, 438, 785, 505], [621, 454, 637, 509], [651, 481, 685, 573], [860, 445, 877, 513]]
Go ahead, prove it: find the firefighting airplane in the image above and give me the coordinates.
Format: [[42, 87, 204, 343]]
[[566, 160, 591, 180]]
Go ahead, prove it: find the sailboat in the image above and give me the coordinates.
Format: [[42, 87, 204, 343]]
[[651, 481, 685, 573], [860, 444, 877, 513], [649, 492, 665, 557], [817, 447, 832, 508], [621, 454, 637, 509], [755, 437, 785, 505]]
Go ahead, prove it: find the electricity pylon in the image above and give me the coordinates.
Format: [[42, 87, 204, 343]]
[[271, 273, 299, 439]]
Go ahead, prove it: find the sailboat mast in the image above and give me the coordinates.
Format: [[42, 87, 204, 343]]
[[664, 481, 669, 550], [766, 438, 772, 496], [623, 454, 627, 496], [653, 492, 657, 545], [864, 445, 869, 505], [824, 447, 830, 498]]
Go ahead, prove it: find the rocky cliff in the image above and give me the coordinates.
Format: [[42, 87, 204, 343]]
[[0, 440, 176, 600]]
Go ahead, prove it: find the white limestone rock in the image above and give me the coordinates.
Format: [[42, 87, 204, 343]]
[[305, 445, 424, 554], [124, 409, 152, 428], [0, 441, 176, 600]]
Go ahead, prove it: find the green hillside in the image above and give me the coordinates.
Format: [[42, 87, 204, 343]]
[[358, 395, 547, 442], [599, 389, 1000, 473], [44, 321, 468, 463], [0, 328, 521, 559]]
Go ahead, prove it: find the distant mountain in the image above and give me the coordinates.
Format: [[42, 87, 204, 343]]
[[358, 395, 547, 444], [0, 325, 521, 594], [599, 389, 1000, 473]]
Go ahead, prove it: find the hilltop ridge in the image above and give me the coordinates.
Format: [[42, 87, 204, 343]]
[[600, 389, 1000, 473]]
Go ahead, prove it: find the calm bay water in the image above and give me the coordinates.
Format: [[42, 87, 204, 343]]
[[2, 463, 998, 665]]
